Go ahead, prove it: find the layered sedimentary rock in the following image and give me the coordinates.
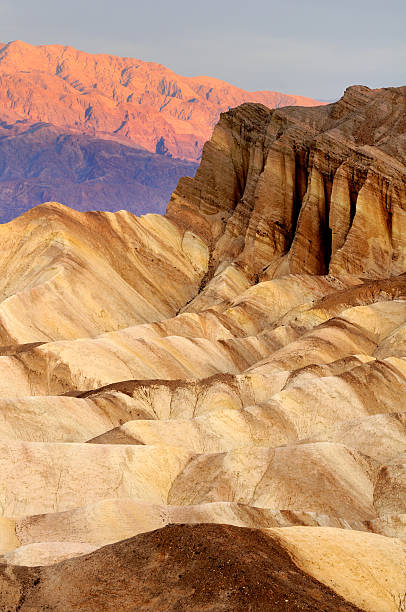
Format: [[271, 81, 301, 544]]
[[0, 202, 208, 344], [168, 85, 406, 282], [0, 85, 405, 610]]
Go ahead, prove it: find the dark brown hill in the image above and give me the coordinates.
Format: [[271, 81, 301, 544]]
[[0, 524, 361, 611]]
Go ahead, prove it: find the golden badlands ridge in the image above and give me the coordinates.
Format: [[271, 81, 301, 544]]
[[0, 85, 405, 610]]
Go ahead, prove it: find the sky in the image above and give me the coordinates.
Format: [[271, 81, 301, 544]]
[[1, 0, 405, 100]]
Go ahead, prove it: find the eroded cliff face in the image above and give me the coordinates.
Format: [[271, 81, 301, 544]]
[[168, 85, 406, 285]]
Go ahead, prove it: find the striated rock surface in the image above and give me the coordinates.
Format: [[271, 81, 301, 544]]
[[0, 202, 208, 344], [0, 86, 405, 609], [168, 85, 406, 283]]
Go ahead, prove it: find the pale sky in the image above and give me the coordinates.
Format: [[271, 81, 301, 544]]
[[1, 0, 405, 100]]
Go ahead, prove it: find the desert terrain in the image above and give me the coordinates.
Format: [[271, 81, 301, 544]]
[[0, 84, 405, 610]]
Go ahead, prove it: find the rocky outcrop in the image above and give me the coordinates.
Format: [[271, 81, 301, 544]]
[[168, 85, 406, 285], [0, 87, 405, 610]]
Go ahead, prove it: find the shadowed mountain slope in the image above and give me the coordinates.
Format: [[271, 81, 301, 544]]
[[0, 122, 197, 221]]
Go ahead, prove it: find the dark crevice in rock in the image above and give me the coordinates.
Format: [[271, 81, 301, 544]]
[[381, 176, 393, 237], [323, 173, 334, 271], [348, 165, 368, 230], [0, 342, 45, 356], [292, 147, 309, 239]]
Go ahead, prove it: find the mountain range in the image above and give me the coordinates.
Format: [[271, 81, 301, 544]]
[[0, 40, 323, 221], [0, 84, 405, 610]]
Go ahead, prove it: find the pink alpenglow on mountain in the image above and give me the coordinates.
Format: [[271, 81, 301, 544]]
[[0, 41, 323, 220], [0, 40, 323, 161]]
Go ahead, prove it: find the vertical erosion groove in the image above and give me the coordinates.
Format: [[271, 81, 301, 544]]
[[348, 166, 368, 231], [323, 173, 334, 272], [292, 148, 309, 241], [382, 177, 393, 237]]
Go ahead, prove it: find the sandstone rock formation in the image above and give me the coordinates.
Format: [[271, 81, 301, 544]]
[[0, 85, 405, 610], [168, 85, 406, 281]]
